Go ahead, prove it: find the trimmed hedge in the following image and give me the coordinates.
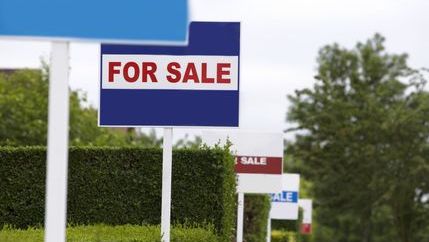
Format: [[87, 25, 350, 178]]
[[0, 146, 236, 241], [243, 195, 271, 242], [272, 219, 298, 232]]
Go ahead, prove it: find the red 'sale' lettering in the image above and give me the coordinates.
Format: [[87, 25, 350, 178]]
[[183, 63, 200, 83], [201, 63, 215, 83], [166, 62, 181, 83], [217, 63, 231, 83]]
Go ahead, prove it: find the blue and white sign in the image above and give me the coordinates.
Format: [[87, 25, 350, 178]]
[[0, 0, 188, 43], [99, 22, 240, 127], [271, 191, 298, 203], [270, 174, 300, 220]]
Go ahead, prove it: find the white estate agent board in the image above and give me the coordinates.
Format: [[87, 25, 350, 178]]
[[270, 174, 300, 220], [202, 131, 283, 193]]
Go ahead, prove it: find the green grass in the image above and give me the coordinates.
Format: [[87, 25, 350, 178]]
[[271, 230, 297, 242], [0, 224, 220, 242]]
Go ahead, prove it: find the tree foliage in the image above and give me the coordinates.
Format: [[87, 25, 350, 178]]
[[287, 34, 429, 242], [0, 68, 161, 147]]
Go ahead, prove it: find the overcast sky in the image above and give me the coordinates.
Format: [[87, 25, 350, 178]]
[[0, 0, 428, 142]]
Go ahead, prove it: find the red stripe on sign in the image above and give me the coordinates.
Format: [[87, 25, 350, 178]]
[[234, 156, 282, 174], [300, 224, 312, 234]]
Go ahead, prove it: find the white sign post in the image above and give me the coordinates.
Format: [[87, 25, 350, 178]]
[[237, 192, 245, 242], [44, 41, 70, 242], [203, 131, 284, 242], [266, 213, 271, 242], [161, 128, 173, 242]]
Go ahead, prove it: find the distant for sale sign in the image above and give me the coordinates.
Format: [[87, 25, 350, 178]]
[[202, 131, 283, 193], [99, 22, 240, 127], [299, 199, 313, 234], [270, 174, 300, 220]]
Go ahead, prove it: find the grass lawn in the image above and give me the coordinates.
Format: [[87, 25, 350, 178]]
[[0, 224, 219, 242]]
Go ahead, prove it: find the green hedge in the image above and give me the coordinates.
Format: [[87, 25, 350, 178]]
[[272, 219, 298, 232], [243, 195, 271, 242], [0, 146, 236, 241]]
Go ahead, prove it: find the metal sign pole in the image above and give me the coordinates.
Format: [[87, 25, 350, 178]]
[[161, 128, 173, 242], [237, 192, 244, 242], [44, 41, 70, 242]]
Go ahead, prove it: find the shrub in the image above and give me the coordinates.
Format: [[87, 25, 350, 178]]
[[0, 146, 236, 241], [272, 219, 298, 232]]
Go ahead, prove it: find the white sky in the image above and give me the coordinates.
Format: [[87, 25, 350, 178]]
[[0, 0, 428, 142]]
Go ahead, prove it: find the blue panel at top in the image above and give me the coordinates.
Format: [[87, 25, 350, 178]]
[[0, 0, 188, 42], [102, 22, 240, 56]]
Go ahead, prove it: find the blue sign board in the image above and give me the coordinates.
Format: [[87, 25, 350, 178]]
[[270, 191, 299, 203], [99, 22, 240, 127], [0, 0, 188, 42]]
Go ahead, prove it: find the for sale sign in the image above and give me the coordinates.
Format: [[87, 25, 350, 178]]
[[202, 131, 283, 193], [270, 174, 300, 220], [99, 22, 240, 127]]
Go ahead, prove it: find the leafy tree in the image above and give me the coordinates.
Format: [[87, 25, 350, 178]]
[[0, 69, 48, 146], [0, 67, 161, 147], [287, 34, 429, 242]]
